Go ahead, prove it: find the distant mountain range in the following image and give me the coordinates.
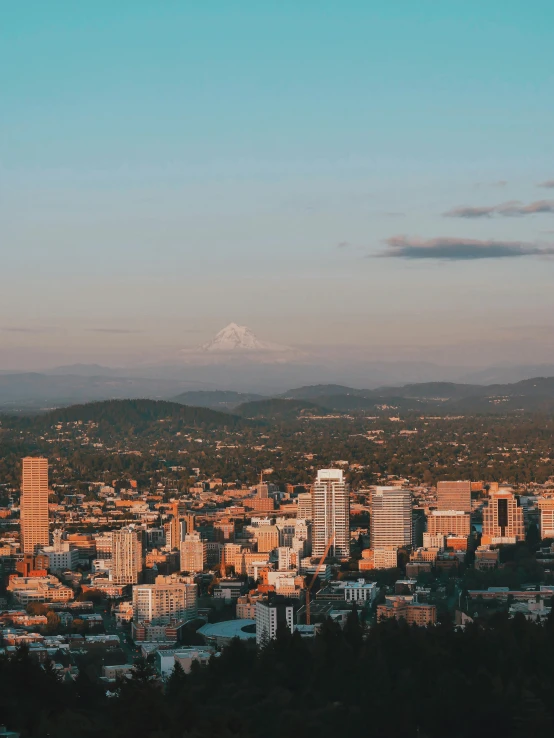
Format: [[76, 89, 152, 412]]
[[0, 372, 199, 411], [273, 377, 554, 415], [4, 377, 554, 430], [4, 325, 554, 404], [4, 365, 554, 415]]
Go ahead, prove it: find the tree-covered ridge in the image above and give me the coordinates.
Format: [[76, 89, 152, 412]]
[[279, 377, 554, 414], [6, 399, 247, 433], [234, 397, 334, 420], [3, 613, 554, 737]]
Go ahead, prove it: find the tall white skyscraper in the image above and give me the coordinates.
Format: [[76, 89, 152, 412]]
[[312, 469, 350, 559], [111, 527, 143, 584], [21, 457, 50, 554], [370, 486, 413, 549]]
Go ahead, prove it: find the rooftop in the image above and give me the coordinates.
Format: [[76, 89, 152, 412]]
[[197, 619, 256, 641]]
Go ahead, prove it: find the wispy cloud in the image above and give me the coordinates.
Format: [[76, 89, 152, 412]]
[[538, 180, 554, 188], [337, 241, 351, 249], [445, 205, 495, 218], [444, 200, 554, 218], [378, 236, 554, 261], [86, 328, 142, 334]]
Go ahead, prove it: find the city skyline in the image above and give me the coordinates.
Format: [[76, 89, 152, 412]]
[[2, 5, 554, 736]]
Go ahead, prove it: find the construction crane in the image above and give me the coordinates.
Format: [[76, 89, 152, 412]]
[[305, 533, 335, 625]]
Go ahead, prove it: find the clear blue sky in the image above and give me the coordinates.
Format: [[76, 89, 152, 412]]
[[1, 1, 554, 368]]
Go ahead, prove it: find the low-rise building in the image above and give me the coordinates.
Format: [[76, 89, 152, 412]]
[[474, 545, 499, 570], [197, 619, 257, 648], [236, 591, 265, 619], [509, 598, 551, 622], [318, 579, 378, 604], [155, 647, 213, 678], [7, 575, 74, 605], [359, 548, 398, 570], [377, 597, 436, 626], [212, 579, 246, 602], [132, 619, 187, 644]]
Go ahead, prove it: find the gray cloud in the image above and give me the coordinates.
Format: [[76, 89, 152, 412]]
[[337, 241, 351, 249], [445, 205, 495, 218], [445, 200, 554, 218], [498, 200, 554, 216], [378, 236, 554, 261], [538, 180, 554, 188]]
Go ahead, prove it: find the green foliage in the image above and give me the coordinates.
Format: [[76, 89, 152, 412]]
[[5, 617, 554, 737], [234, 397, 333, 420], [165, 660, 186, 702], [14, 398, 246, 433], [3, 407, 554, 489]]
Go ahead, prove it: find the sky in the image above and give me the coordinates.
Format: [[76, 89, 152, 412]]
[[1, 0, 554, 370]]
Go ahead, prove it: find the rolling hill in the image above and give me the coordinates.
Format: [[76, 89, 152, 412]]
[[234, 398, 335, 420], [281, 377, 554, 414], [7, 399, 245, 432]]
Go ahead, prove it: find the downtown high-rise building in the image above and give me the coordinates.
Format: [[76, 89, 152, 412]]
[[312, 469, 350, 559], [436, 481, 471, 512], [180, 532, 206, 573], [296, 492, 313, 521], [538, 498, 554, 539], [482, 489, 525, 545], [426, 510, 471, 537], [20, 457, 50, 554], [255, 597, 294, 645], [370, 486, 413, 550], [132, 577, 198, 624], [164, 502, 192, 551], [111, 527, 143, 584]]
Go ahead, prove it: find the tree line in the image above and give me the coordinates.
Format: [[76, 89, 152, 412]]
[[3, 609, 554, 737]]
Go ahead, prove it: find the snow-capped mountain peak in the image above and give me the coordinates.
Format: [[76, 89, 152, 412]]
[[199, 323, 288, 353]]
